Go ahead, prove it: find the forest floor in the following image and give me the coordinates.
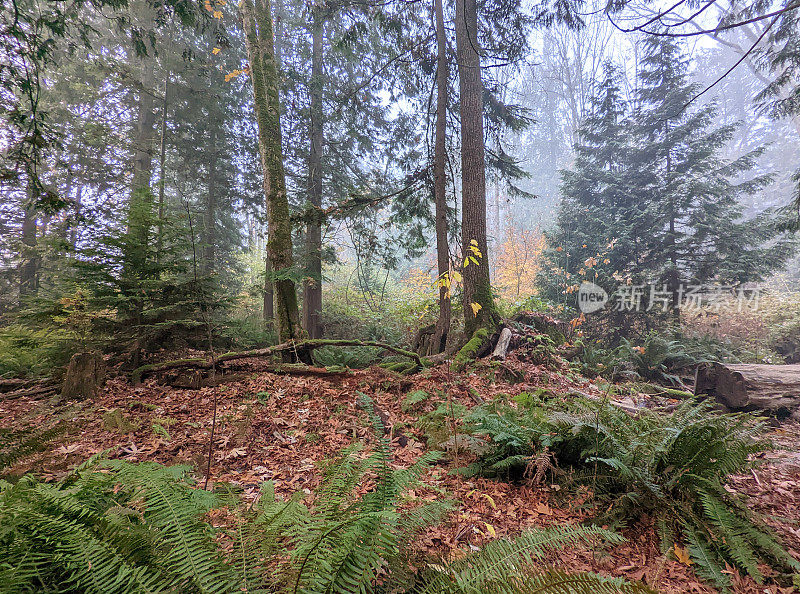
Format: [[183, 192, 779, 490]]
[[3, 355, 800, 594]]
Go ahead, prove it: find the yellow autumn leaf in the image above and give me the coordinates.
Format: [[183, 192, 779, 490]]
[[470, 302, 482, 316], [213, 9, 223, 18], [451, 270, 462, 283], [212, 47, 221, 54], [484, 522, 496, 537], [673, 544, 692, 566], [470, 239, 478, 246], [463, 256, 470, 268], [482, 493, 496, 509]]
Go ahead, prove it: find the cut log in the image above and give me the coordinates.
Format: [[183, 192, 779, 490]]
[[61, 351, 106, 400], [694, 362, 800, 417], [491, 328, 513, 360]]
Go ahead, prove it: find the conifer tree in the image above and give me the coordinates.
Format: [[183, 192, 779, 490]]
[[541, 64, 633, 307], [633, 37, 793, 311], [543, 40, 795, 320]]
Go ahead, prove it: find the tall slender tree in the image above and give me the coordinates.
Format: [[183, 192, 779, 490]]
[[302, 2, 325, 339], [241, 0, 302, 342], [430, 0, 451, 354]]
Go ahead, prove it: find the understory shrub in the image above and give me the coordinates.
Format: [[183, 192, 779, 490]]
[[576, 332, 703, 385], [462, 398, 800, 591], [0, 325, 76, 378]]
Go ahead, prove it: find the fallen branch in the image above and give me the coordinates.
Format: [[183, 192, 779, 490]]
[[2, 384, 59, 400], [132, 339, 424, 384], [0, 377, 55, 393], [570, 391, 642, 415]]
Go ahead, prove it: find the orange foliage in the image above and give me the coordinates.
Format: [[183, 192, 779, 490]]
[[493, 225, 545, 303]]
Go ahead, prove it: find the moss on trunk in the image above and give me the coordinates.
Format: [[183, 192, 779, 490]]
[[451, 328, 489, 372]]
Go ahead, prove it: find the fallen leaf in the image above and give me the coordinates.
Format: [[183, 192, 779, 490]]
[[673, 544, 692, 566]]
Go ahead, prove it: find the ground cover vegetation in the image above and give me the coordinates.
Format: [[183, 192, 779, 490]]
[[3, 0, 800, 590]]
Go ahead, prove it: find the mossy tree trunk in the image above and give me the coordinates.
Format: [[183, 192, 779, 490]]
[[242, 0, 302, 342], [455, 0, 496, 338]]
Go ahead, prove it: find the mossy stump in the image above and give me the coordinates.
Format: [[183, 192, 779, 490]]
[[61, 351, 106, 400]]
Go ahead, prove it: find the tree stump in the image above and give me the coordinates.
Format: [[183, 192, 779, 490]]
[[491, 327, 513, 360], [694, 362, 800, 418], [61, 351, 106, 400]]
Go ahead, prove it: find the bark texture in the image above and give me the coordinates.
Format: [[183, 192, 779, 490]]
[[62, 351, 106, 400], [431, 0, 451, 355], [302, 7, 324, 339], [455, 0, 496, 337], [242, 0, 302, 342]]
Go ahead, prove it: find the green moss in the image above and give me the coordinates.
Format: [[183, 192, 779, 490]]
[[102, 409, 139, 433], [451, 328, 489, 372]]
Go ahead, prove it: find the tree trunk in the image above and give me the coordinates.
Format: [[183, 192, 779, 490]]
[[264, 255, 275, 323], [129, 58, 157, 254], [19, 177, 38, 304], [455, 0, 496, 337], [302, 6, 324, 339], [126, 59, 157, 369], [430, 0, 451, 354], [156, 65, 170, 267], [242, 0, 302, 342], [203, 131, 218, 275]]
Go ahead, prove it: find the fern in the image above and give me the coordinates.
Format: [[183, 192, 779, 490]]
[[414, 526, 653, 593], [0, 421, 69, 475], [0, 460, 237, 594], [0, 404, 655, 594], [464, 397, 799, 591], [288, 403, 451, 594]]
